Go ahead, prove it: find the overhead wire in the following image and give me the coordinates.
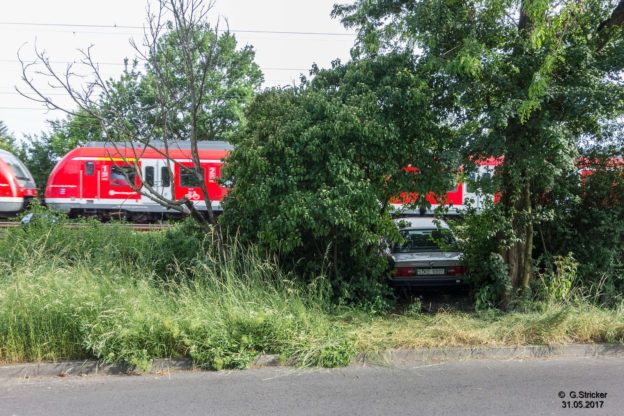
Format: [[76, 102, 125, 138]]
[[0, 106, 57, 110], [0, 21, 356, 37], [0, 22, 349, 114], [0, 59, 310, 71]]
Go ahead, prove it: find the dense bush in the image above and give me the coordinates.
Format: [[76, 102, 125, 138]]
[[536, 155, 624, 305], [221, 55, 460, 307], [448, 203, 513, 309]]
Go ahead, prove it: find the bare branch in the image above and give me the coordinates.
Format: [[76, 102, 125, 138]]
[[16, 0, 234, 228]]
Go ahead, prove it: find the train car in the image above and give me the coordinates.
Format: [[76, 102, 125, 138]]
[[44, 141, 233, 221], [0, 149, 38, 217], [390, 158, 499, 215], [391, 156, 623, 215]]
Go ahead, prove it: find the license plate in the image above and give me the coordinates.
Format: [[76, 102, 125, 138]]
[[416, 268, 445, 276]]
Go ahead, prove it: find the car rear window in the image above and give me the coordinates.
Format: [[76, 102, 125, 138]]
[[393, 228, 455, 253]]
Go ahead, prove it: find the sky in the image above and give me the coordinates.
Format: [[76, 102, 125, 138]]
[[0, 0, 356, 140]]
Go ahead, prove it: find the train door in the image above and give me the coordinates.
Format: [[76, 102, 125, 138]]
[[141, 160, 173, 202], [463, 165, 494, 211], [81, 161, 99, 200], [463, 172, 482, 210]]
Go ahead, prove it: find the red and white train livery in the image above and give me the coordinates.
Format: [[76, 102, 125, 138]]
[[0, 149, 38, 216], [45, 141, 232, 220], [390, 158, 499, 214], [45, 141, 501, 219]]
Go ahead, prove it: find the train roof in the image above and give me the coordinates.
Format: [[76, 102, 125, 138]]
[[0, 148, 17, 158], [83, 140, 233, 151], [61, 140, 233, 161]]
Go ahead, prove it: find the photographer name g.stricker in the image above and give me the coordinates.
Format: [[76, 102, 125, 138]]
[[570, 391, 608, 399]]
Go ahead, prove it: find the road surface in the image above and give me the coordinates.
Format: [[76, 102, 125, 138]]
[[1, 357, 622, 416]]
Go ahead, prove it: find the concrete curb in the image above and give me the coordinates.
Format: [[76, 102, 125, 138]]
[[1, 344, 623, 379]]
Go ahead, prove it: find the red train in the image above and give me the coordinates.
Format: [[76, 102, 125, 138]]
[[45, 141, 500, 220], [390, 158, 499, 214], [0, 149, 38, 217], [23, 141, 624, 221], [44, 141, 232, 221], [45, 141, 503, 219], [396, 156, 623, 214]]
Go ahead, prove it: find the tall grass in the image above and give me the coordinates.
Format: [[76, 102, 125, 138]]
[[1, 217, 622, 370], [0, 219, 354, 369]]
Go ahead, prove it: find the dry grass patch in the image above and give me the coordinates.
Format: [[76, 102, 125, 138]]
[[344, 305, 624, 353]]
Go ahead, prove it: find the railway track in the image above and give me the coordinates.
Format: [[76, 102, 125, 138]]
[[0, 221, 173, 232]]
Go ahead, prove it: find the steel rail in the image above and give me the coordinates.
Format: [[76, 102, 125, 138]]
[[0, 221, 173, 232]]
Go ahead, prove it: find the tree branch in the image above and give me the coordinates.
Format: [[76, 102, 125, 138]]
[[596, 0, 624, 51]]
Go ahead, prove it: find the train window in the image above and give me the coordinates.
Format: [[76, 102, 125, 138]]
[[7, 162, 33, 186], [161, 166, 171, 187], [111, 166, 136, 187], [465, 173, 478, 193], [145, 166, 155, 187], [8, 163, 29, 181], [86, 162, 95, 176], [180, 167, 205, 187], [220, 176, 234, 188]]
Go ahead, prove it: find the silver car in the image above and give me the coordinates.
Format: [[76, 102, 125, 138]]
[[388, 217, 465, 286]]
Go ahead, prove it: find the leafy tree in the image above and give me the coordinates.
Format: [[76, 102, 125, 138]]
[[144, 24, 262, 142], [18, 0, 262, 227], [100, 25, 262, 144], [18, 111, 101, 193], [334, 0, 624, 296], [0, 121, 17, 153], [222, 54, 460, 304]]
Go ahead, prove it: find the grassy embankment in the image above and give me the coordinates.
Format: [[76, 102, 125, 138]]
[[1, 218, 623, 370]]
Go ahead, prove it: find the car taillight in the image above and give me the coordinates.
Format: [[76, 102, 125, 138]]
[[394, 267, 416, 277], [447, 266, 466, 276]]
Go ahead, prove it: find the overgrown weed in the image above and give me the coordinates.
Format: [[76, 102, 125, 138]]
[[1, 217, 622, 370], [0, 219, 355, 369]]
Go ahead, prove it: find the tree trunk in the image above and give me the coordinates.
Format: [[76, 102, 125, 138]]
[[183, 199, 212, 233], [500, 179, 533, 293], [520, 182, 533, 290], [501, 0, 534, 292]]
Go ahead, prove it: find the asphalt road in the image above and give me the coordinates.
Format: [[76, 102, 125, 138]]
[[1, 357, 622, 416]]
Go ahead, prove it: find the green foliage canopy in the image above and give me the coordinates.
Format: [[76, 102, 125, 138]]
[[99, 24, 263, 143], [0, 121, 17, 153], [222, 54, 461, 304], [334, 0, 624, 291]]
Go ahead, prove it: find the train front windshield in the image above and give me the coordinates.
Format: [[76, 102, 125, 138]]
[[7, 159, 35, 186]]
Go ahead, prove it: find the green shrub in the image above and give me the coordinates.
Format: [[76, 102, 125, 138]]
[[221, 56, 461, 307], [537, 154, 624, 305], [448, 203, 513, 309], [534, 253, 578, 305]]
